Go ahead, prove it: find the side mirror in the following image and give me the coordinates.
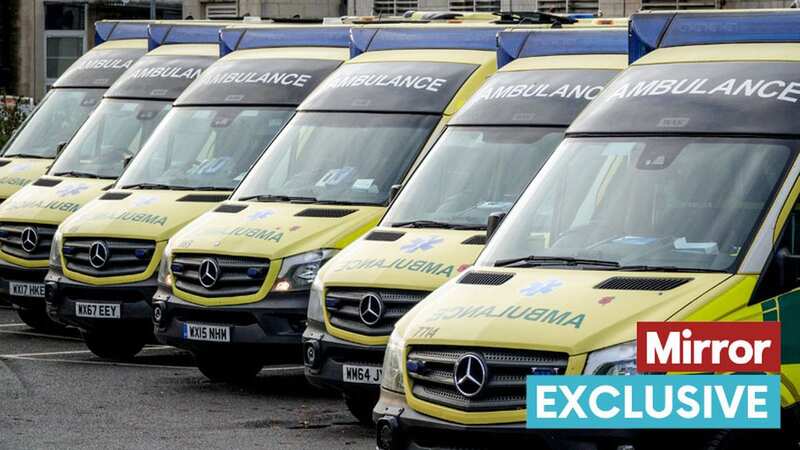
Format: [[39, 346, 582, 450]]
[[10, 128, 19, 138], [776, 248, 800, 287], [55, 142, 67, 156], [122, 155, 134, 169], [486, 212, 506, 240], [389, 184, 402, 202]]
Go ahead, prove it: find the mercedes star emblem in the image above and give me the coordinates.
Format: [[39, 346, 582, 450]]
[[453, 353, 488, 398], [198, 258, 220, 289], [358, 293, 384, 326], [20, 227, 39, 253], [89, 241, 109, 269]]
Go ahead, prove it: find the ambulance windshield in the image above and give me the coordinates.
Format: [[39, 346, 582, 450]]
[[383, 126, 562, 229], [478, 136, 795, 272], [234, 112, 439, 206], [117, 106, 293, 191]]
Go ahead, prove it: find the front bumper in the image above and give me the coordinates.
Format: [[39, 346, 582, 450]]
[[44, 268, 157, 332], [0, 257, 48, 311], [303, 319, 386, 398], [152, 284, 307, 353], [373, 389, 688, 450]]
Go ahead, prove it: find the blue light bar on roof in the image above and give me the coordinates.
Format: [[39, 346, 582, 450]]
[[95, 21, 149, 46], [349, 27, 500, 59], [219, 27, 351, 57], [629, 10, 800, 64], [147, 24, 224, 51], [497, 29, 627, 68]]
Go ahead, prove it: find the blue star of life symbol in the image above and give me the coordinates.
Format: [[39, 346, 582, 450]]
[[520, 279, 562, 297], [401, 236, 444, 253], [56, 183, 88, 197], [246, 209, 274, 221], [132, 195, 158, 207]]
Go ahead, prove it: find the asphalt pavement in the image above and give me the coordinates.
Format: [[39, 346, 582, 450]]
[[0, 306, 373, 450]]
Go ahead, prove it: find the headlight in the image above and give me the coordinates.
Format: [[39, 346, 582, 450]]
[[381, 329, 406, 393], [48, 230, 63, 269], [156, 246, 172, 287], [271, 249, 337, 292], [583, 340, 637, 375], [306, 275, 324, 324]]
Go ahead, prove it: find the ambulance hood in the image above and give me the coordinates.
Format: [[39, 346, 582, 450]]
[[0, 178, 111, 225], [0, 159, 54, 199]]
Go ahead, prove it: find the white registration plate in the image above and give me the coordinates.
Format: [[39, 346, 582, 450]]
[[182, 323, 230, 343], [342, 364, 383, 385], [9, 281, 45, 298], [75, 302, 120, 319]]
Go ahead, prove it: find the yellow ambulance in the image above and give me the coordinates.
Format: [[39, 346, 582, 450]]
[[374, 10, 800, 450], [304, 27, 628, 424], [0, 21, 150, 202], [45, 25, 352, 359], [0, 22, 226, 330], [152, 25, 502, 383]]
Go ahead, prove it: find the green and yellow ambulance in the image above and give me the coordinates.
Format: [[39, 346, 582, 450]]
[[0, 21, 150, 202], [374, 10, 800, 450], [152, 25, 502, 383], [45, 25, 352, 359], [0, 22, 226, 329], [304, 27, 628, 424]]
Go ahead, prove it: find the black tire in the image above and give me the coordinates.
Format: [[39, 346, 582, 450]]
[[82, 330, 146, 361], [704, 429, 787, 450], [17, 308, 65, 332], [195, 353, 262, 384], [345, 394, 376, 427]]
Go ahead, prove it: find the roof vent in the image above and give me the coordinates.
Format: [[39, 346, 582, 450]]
[[294, 208, 356, 218], [214, 203, 247, 214], [459, 271, 514, 286], [32, 178, 62, 187], [461, 234, 486, 246], [99, 191, 131, 200], [594, 276, 692, 291], [364, 230, 405, 242], [176, 194, 229, 203]]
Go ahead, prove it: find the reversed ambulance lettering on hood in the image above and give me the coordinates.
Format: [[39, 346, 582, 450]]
[[200, 71, 312, 87], [606, 78, 800, 103], [1, 199, 81, 213], [425, 304, 586, 329], [81, 210, 167, 226], [128, 66, 202, 80], [478, 83, 604, 101], [324, 73, 448, 92], [333, 257, 455, 278], [0, 177, 32, 187], [200, 225, 283, 243]]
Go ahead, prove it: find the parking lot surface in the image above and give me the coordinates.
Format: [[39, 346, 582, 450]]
[[0, 306, 372, 450]]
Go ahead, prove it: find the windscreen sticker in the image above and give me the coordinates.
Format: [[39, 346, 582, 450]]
[[572, 62, 800, 135], [315, 167, 355, 187], [53, 48, 147, 88], [177, 58, 343, 106], [301, 61, 477, 113], [352, 178, 374, 191], [188, 157, 233, 176], [425, 304, 586, 329], [105, 55, 215, 100], [451, 69, 619, 126]]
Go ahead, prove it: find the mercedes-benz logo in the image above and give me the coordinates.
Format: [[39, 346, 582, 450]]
[[198, 258, 220, 289], [20, 227, 39, 253], [89, 241, 109, 269], [453, 353, 488, 398], [358, 293, 384, 326]]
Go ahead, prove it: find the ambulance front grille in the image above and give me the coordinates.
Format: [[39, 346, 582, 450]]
[[63, 238, 156, 277], [172, 253, 269, 298], [0, 223, 57, 260], [325, 288, 429, 336], [407, 346, 568, 412]]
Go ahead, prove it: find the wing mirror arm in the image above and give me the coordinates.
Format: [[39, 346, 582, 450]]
[[389, 184, 402, 202], [55, 141, 67, 156], [486, 212, 506, 241]]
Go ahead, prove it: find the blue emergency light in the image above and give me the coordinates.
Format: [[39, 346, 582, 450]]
[[349, 27, 500, 59], [219, 26, 351, 57], [629, 10, 800, 64], [147, 23, 225, 52], [94, 21, 150, 46], [497, 28, 627, 68]]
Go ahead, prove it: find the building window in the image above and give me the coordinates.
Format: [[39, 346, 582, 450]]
[[373, 0, 419, 15], [206, 2, 239, 19], [535, 0, 599, 13], [640, 0, 719, 10], [448, 0, 501, 12], [44, 3, 87, 91]]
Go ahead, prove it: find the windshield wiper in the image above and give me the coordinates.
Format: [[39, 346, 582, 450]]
[[170, 186, 231, 192], [391, 220, 486, 230], [120, 183, 192, 190], [52, 170, 105, 179], [5, 153, 52, 159], [494, 255, 621, 268], [238, 194, 317, 203], [616, 265, 726, 273]]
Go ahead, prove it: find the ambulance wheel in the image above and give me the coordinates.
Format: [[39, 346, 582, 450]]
[[82, 330, 146, 361], [17, 308, 65, 332], [345, 395, 376, 427], [195, 353, 262, 384]]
